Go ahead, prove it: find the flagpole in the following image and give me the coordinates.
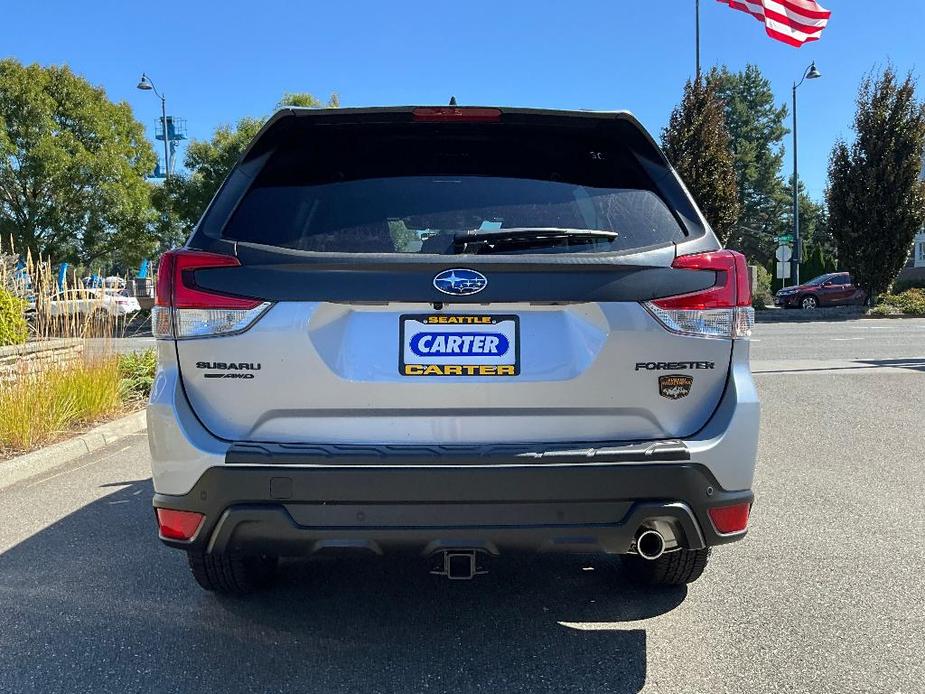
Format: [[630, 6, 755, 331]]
[[695, 0, 701, 78]]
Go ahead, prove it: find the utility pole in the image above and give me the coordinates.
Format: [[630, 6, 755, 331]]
[[695, 0, 701, 79], [792, 83, 799, 284]]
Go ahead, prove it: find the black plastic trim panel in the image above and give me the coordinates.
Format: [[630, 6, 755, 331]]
[[153, 462, 752, 556], [225, 439, 691, 466], [191, 260, 715, 304]]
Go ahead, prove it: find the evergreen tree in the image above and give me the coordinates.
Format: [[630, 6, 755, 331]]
[[662, 70, 740, 244], [827, 66, 925, 296], [711, 65, 790, 262]]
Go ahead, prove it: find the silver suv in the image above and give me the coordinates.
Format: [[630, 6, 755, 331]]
[[147, 106, 759, 594]]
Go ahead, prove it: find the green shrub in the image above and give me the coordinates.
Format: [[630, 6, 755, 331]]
[[800, 244, 838, 286], [892, 277, 925, 293], [751, 264, 774, 310], [877, 288, 925, 315], [868, 304, 902, 317], [118, 348, 157, 400], [897, 288, 925, 314], [0, 288, 28, 346]]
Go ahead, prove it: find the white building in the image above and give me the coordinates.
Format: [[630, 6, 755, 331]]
[[896, 157, 925, 285]]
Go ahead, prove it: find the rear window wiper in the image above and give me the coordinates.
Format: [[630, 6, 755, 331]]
[[453, 227, 618, 249]]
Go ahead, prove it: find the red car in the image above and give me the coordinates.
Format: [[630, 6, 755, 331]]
[[774, 272, 868, 309]]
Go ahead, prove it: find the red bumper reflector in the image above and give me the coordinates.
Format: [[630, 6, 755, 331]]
[[708, 502, 751, 534], [156, 508, 205, 541]]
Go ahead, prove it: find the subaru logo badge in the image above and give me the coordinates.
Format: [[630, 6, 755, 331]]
[[433, 268, 488, 296]]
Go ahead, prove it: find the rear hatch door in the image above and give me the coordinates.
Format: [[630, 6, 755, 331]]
[[172, 107, 734, 445]]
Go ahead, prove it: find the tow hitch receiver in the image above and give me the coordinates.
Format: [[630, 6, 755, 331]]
[[430, 550, 489, 580]]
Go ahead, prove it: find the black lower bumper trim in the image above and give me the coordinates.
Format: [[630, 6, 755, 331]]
[[153, 463, 752, 556]]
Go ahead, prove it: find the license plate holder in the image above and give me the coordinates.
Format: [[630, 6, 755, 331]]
[[399, 314, 520, 377]]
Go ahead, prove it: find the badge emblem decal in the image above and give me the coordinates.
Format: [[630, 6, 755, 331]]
[[433, 268, 488, 296], [659, 374, 693, 400]]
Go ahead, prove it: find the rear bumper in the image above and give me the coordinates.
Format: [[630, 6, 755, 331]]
[[153, 462, 752, 556], [148, 339, 759, 557]]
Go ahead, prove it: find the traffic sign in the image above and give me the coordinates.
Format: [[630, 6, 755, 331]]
[[776, 261, 790, 279], [775, 245, 792, 262], [775, 235, 794, 244]]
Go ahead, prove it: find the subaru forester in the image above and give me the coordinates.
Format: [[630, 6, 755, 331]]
[[147, 106, 759, 593]]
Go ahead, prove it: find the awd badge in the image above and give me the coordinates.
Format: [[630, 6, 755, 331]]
[[659, 374, 693, 400]]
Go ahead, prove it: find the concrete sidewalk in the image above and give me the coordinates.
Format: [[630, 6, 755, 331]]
[[0, 410, 147, 491]]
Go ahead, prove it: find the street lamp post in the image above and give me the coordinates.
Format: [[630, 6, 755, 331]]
[[136, 73, 171, 181], [695, 0, 701, 79], [791, 61, 821, 285]]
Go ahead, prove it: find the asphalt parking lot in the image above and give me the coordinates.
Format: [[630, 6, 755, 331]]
[[1, 319, 923, 694]]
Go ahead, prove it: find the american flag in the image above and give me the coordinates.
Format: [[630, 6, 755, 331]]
[[717, 0, 832, 47]]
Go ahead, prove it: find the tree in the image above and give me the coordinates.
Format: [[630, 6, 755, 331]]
[[770, 177, 832, 257], [155, 116, 265, 239], [827, 66, 925, 297], [800, 242, 838, 283], [0, 59, 157, 266], [661, 70, 740, 244], [388, 219, 418, 252], [277, 92, 340, 109], [711, 65, 790, 262], [154, 92, 337, 246], [787, 185, 831, 256]]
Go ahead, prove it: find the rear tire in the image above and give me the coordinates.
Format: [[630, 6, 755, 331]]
[[187, 550, 278, 595], [623, 548, 710, 586]]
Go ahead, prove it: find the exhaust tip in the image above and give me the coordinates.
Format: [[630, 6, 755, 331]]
[[636, 529, 666, 561]]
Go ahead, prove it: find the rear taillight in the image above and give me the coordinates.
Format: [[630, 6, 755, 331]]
[[156, 508, 205, 541], [152, 249, 271, 340], [708, 502, 751, 535], [644, 250, 754, 339]]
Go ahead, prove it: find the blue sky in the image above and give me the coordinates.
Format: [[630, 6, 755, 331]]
[[6, 1, 923, 199]]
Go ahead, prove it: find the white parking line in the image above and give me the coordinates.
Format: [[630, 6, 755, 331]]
[[830, 337, 864, 341], [25, 443, 134, 489], [751, 358, 925, 375]]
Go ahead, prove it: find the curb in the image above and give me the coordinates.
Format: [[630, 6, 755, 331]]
[[755, 307, 867, 323], [756, 310, 922, 323], [0, 409, 147, 491], [860, 313, 924, 319]]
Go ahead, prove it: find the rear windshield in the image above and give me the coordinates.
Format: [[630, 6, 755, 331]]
[[221, 124, 686, 255]]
